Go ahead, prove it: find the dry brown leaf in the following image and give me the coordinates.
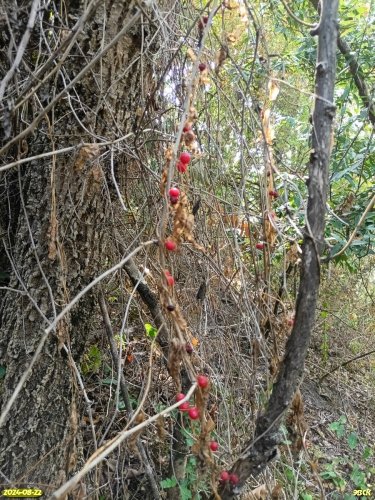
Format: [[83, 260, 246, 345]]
[[268, 79, 280, 101], [271, 482, 283, 499], [187, 48, 197, 62], [244, 484, 267, 499], [191, 337, 199, 347]]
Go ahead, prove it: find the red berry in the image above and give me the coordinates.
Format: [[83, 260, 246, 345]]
[[202, 15, 209, 24], [179, 152, 191, 165], [197, 374, 209, 389], [169, 187, 180, 198], [210, 441, 219, 452], [167, 275, 175, 286], [165, 239, 177, 251], [188, 407, 200, 420], [198, 63, 207, 72], [179, 402, 190, 411], [177, 161, 187, 173], [255, 242, 264, 250], [229, 473, 239, 485], [185, 343, 193, 354], [269, 190, 279, 198], [170, 196, 179, 205], [176, 393, 185, 402], [164, 270, 175, 286], [220, 471, 230, 482], [183, 123, 192, 133]]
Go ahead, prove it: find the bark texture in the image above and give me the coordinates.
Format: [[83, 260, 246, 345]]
[[217, 1, 339, 497], [0, 0, 166, 493]]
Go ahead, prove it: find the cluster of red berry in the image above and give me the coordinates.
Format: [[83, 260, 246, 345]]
[[219, 470, 239, 485], [175, 375, 239, 485], [177, 151, 191, 174], [175, 375, 210, 419]]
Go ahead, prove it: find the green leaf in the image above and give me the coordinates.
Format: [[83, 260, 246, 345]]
[[160, 477, 178, 489], [117, 400, 126, 411], [329, 416, 347, 438], [350, 464, 367, 489], [144, 323, 157, 339], [181, 428, 195, 447], [101, 378, 118, 386], [347, 432, 358, 449], [362, 446, 373, 460], [179, 482, 192, 500]]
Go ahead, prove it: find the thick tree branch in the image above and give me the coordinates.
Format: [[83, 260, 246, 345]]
[[113, 231, 169, 349], [310, 0, 374, 126], [216, 1, 339, 497], [336, 36, 375, 126]]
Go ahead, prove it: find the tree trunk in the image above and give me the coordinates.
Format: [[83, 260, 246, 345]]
[[216, 0, 339, 497], [0, 0, 169, 493]]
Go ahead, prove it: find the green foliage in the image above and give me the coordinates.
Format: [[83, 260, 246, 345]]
[[160, 477, 178, 489], [300, 494, 313, 500], [144, 322, 157, 339], [81, 345, 102, 375], [329, 415, 347, 438], [347, 432, 359, 450], [160, 433, 210, 499], [323, 416, 373, 492], [321, 460, 347, 491]]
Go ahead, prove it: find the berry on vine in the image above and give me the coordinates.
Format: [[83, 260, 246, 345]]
[[255, 242, 264, 250], [176, 393, 185, 402], [179, 152, 191, 164], [185, 343, 193, 354], [183, 123, 192, 133], [198, 63, 207, 72], [165, 239, 177, 251], [179, 402, 190, 411], [164, 270, 175, 286], [269, 190, 279, 198], [197, 374, 209, 389], [210, 441, 218, 452], [202, 15, 209, 24], [219, 471, 230, 482], [229, 473, 239, 485], [169, 187, 180, 198], [188, 407, 200, 420], [177, 161, 187, 173]]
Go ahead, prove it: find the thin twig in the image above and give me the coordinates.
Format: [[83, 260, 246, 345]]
[[0, 3, 140, 157], [0, 240, 156, 427], [319, 348, 375, 383], [0, 0, 40, 101], [98, 291, 161, 499], [323, 193, 375, 262], [49, 384, 197, 499]]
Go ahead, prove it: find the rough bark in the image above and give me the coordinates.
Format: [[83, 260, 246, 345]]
[[0, 0, 165, 493], [216, 1, 339, 497]]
